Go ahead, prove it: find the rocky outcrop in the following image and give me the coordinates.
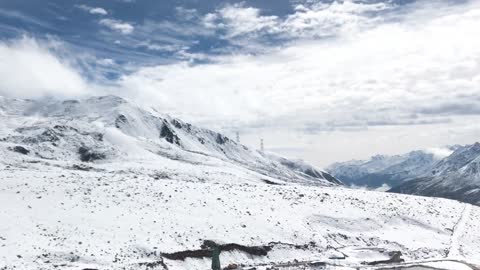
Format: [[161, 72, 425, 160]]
[[160, 121, 181, 145], [11, 145, 29, 155], [78, 146, 106, 162], [115, 114, 128, 129]]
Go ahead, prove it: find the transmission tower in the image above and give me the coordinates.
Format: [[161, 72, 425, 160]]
[[260, 138, 264, 152], [236, 131, 240, 143]]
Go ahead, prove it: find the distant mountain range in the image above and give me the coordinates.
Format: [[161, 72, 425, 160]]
[[327, 144, 480, 205], [390, 143, 480, 205], [326, 150, 450, 189]]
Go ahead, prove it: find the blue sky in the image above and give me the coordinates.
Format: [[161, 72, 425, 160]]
[[0, 0, 415, 78], [1, 0, 292, 64], [1, 0, 480, 166]]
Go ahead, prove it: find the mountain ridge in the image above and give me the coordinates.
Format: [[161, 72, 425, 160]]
[[390, 142, 480, 205], [0, 95, 341, 187], [326, 149, 449, 189]]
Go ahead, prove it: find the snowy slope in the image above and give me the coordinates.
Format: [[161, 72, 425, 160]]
[[327, 150, 446, 189], [0, 95, 339, 187], [390, 143, 480, 206], [1, 96, 480, 270], [1, 166, 480, 269]]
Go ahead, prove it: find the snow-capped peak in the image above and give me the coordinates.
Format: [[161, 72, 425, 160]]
[[327, 149, 442, 189], [0, 95, 340, 186], [390, 142, 480, 205]]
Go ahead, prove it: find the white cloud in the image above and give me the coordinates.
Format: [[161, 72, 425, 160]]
[[116, 0, 480, 165], [175, 7, 199, 21], [425, 147, 454, 159], [90, 8, 108, 16], [350, 183, 391, 191], [0, 37, 91, 99], [203, 1, 390, 40], [76, 5, 108, 16], [100, 19, 134, 34], [97, 58, 115, 66], [121, 1, 480, 125], [282, 0, 390, 38], [136, 42, 190, 54], [204, 3, 280, 38]]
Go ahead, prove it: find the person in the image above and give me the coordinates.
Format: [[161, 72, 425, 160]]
[[211, 246, 221, 270]]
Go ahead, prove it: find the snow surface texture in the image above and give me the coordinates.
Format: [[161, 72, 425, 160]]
[[391, 143, 480, 206], [1, 96, 480, 269]]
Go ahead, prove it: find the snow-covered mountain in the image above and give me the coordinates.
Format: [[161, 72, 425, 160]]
[[0, 95, 339, 187], [390, 143, 480, 205], [326, 150, 446, 189], [1, 95, 480, 270]]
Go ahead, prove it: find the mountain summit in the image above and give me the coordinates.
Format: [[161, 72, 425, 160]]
[[0, 95, 340, 186]]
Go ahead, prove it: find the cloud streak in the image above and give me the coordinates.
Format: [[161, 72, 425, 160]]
[[200, 0, 392, 50], [100, 19, 134, 34], [76, 5, 108, 16]]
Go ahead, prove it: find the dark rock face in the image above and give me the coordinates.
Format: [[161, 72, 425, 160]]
[[171, 119, 183, 129], [216, 134, 228, 145], [115, 114, 128, 128], [321, 172, 343, 185], [171, 119, 192, 132], [160, 122, 180, 145], [263, 179, 283, 185], [162, 240, 272, 261], [12, 146, 30, 155], [19, 128, 61, 144], [89, 132, 104, 142], [53, 125, 79, 133], [137, 259, 168, 270], [71, 164, 93, 171], [39, 129, 60, 142], [78, 146, 106, 162]]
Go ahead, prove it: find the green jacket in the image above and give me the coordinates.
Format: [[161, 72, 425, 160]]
[[211, 247, 221, 270]]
